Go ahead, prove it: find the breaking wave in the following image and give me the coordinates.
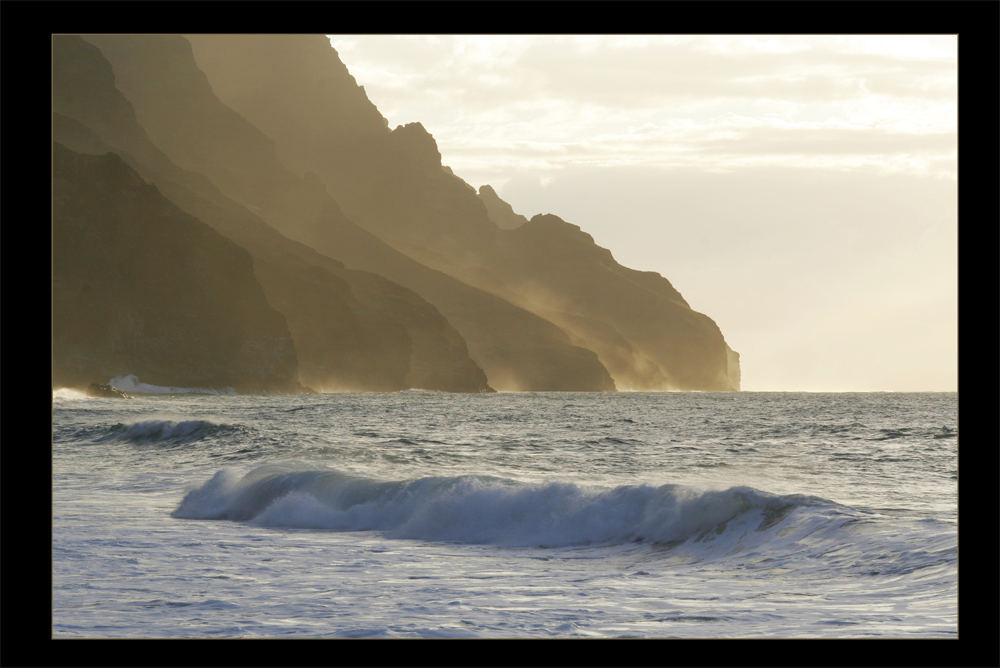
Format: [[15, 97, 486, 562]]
[[109, 374, 236, 395], [53, 388, 91, 401], [97, 419, 242, 444], [172, 463, 850, 551]]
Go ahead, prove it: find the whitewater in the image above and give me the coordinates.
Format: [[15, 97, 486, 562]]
[[51, 389, 957, 638]]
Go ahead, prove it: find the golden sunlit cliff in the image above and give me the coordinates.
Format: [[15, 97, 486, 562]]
[[53, 33, 739, 393], [184, 34, 741, 391], [54, 35, 491, 393], [82, 34, 614, 391]]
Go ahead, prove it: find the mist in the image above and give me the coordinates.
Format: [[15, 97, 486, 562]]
[[495, 164, 956, 391], [330, 34, 957, 392]]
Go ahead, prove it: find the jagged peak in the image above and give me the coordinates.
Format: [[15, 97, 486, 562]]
[[388, 121, 442, 167], [478, 184, 528, 230], [528, 213, 581, 232], [392, 121, 430, 136]]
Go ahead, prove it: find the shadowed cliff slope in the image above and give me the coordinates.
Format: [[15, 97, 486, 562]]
[[53, 35, 490, 393], [52, 143, 301, 393], [184, 34, 740, 391], [84, 34, 614, 391]]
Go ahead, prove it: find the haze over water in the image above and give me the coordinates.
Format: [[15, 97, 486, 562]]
[[47, 32, 967, 646]]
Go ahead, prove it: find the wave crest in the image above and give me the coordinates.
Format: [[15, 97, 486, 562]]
[[172, 464, 837, 549], [98, 419, 240, 444]]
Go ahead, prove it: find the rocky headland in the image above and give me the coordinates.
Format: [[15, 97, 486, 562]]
[[52, 34, 740, 394]]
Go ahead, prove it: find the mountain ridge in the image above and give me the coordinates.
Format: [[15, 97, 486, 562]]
[[52, 34, 740, 393], [84, 34, 615, 391], [54, 35, 492, 393], [183, 34, 741, 390]]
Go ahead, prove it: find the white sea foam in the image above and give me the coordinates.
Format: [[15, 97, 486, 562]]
[[109, 374, 236, 395], [53, 387, 91, 400]]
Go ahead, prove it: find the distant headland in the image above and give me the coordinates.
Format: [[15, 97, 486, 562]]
[[52, 35, 740, 394]]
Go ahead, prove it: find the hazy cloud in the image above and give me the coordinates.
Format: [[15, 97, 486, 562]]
[[691, 127, 956, 155], [494, 163, 957, 391], [330, 35, 956, 182], [327, 35, 957, 391]]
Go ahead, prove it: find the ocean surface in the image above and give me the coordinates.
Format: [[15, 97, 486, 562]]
[[52, 383, 957, 638]]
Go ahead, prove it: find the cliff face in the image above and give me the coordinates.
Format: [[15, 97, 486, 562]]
[[54, 35, 490, 393], [86, 34, 614, 391], [52, 143, 300, 393], [54, 33, 739, 393], [495, 214, 735, 390], [185, 35, 741, 391]]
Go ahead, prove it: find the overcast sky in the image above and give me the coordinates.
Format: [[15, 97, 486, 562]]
[[328, 35, 957, 392]]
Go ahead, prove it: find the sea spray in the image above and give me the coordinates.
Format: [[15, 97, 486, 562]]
[[53, 387, 92, 401], [109, 374, 236, 395]]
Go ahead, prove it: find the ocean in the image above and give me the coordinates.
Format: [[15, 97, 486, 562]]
[[51, 383, 957, 638]]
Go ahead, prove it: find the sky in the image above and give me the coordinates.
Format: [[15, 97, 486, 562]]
[[327, 35, 957, 392]]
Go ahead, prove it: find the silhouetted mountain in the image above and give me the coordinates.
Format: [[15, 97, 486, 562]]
[[83, 34, 614, 391], [184, 35, 740, 390], [479, 185, 529, 230], [54, 33, 738, 393], [53, 35, 491, 393], [52, 143, 300, 393]]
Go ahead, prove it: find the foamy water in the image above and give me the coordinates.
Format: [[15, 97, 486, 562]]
[[108, 374, 237, 395], [52, 390, 957, 637], [52, 387, 90, 400]]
